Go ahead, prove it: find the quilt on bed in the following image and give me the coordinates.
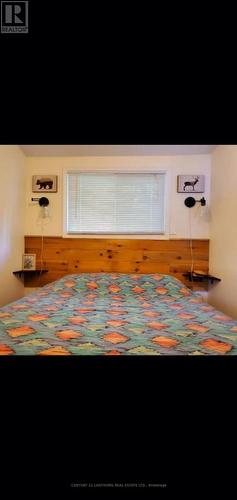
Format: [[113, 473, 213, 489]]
[[0, 273, 237, 355]]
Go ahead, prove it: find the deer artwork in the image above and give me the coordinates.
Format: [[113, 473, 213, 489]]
[[183, 176, 199, 191]]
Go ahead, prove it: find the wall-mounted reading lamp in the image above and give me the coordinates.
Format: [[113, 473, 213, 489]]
[[31, 197, 49, 207], [184, 196, 206, 208], [31, 197, 50, 218]]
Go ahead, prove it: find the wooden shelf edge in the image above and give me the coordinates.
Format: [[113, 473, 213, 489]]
[[13, 270, 48, 278], [183, 272, 221, 284]]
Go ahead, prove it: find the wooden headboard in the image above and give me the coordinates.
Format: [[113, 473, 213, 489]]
[[24, 236, 209, 289]]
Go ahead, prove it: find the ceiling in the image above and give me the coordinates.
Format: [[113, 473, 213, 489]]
[[20, 145, 216, 157]]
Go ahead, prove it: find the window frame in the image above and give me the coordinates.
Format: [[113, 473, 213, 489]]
[[63, 169, 170, 239]]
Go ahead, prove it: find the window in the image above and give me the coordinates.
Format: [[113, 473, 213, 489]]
[[66, 172, 165, 234]]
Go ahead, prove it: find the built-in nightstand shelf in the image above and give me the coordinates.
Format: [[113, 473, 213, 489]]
[[183, 271, 221, 285], [13, 270, 48, 279]]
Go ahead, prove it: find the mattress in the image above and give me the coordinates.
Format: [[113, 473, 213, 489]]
[[0, 273, 237, 355]]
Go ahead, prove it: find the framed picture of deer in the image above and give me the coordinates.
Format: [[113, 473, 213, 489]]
[[177, 175, 205, 193]]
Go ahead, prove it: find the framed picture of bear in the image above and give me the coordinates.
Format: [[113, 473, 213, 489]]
[[32, 175, 58, 193]]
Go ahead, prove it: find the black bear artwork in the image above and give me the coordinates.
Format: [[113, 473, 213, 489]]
[[33, 176, 57, 192], [36, 178, 53, 190]]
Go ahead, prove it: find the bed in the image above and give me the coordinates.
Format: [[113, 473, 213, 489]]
[[0, 273, 237, 355]]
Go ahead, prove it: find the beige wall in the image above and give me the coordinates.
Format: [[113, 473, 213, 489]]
[[0, 146, 26, 306], [24, 155, 211, 239], [24, 287, 39, 296], [208, 145, 237, 319]]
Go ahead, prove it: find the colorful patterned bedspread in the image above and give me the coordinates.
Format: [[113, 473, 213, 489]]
[[0, 273, 237, 355]]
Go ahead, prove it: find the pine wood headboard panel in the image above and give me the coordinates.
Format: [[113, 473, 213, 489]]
[[24, 236, 209, 289]]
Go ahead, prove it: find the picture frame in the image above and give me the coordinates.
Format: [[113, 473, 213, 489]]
[[32, 175, 58, 193], [22, 254, 36, 271], [177, 175, 205, 193]]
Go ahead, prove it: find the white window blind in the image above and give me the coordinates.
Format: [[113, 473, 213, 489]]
[[66, 172, 165, 234]]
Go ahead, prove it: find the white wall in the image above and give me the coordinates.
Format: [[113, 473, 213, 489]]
[[208, 145, 237, 319], [0, 146, 26, 306], [24, 155, 211, 238]]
